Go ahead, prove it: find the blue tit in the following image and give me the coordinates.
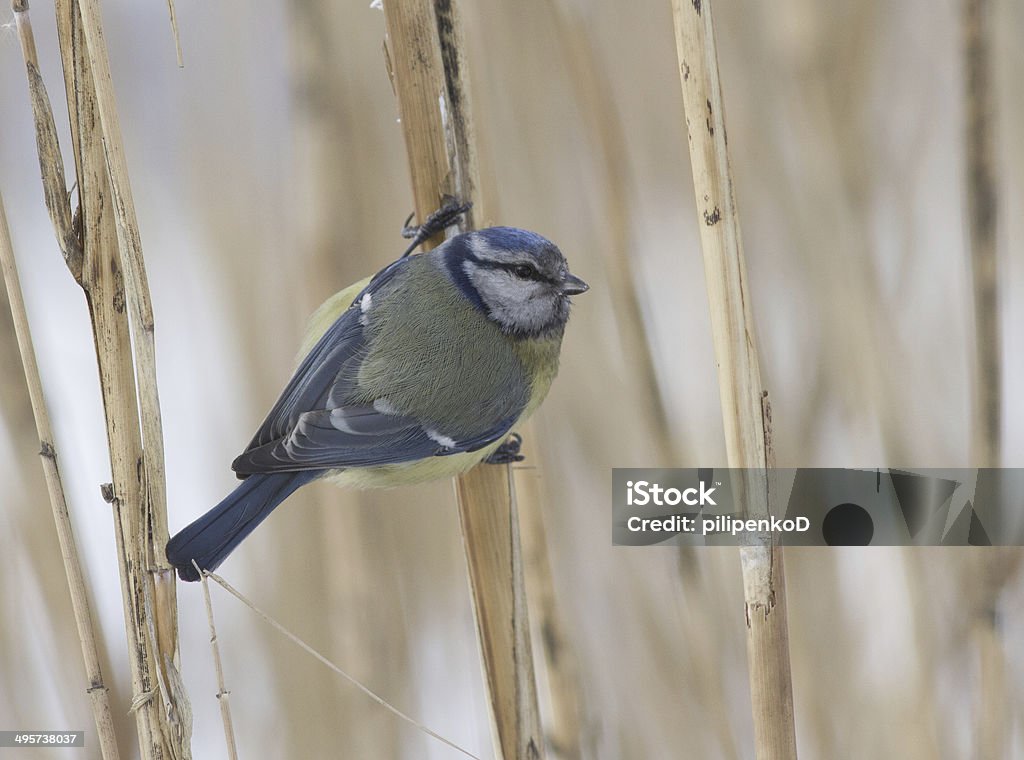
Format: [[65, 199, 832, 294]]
[[166, 226, 588, 581]]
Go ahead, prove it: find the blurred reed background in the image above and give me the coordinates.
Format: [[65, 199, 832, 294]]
[[1, 0, 1022, 757]]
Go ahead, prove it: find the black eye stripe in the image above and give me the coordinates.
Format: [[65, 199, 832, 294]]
[[509, 264, 555, 284], [463, 252, 557, 284]]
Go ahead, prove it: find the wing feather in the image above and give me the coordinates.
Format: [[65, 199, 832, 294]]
[[233, 256, 520, 476], [233, 408, 516, 473], [245, 257, 409, 451]]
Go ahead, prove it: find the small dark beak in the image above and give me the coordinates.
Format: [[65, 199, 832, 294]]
[[559, 273, 589, 296]]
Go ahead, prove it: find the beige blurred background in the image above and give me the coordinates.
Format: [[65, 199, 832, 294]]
[[1, 0, 1022, 757]]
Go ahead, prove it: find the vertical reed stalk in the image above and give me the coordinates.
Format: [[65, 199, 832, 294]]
[[14, 0, 190, 755], [962, 1, 1015, 757], [964, 0, 999, 471], [382, 2, 545, 757], [515, 448, 585, 760], [0, 195, 121, 760], [670, 1, 798, 757]]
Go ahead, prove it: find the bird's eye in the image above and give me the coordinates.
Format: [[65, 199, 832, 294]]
[[513, 264, 537, 280]]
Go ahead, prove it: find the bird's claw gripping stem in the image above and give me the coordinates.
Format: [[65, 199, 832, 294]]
[[401, 196, 473, 257], [485, 432, 525, 465]]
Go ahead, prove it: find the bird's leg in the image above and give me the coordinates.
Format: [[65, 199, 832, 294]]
[[400, 196, 473, 257], [485, 432, 525, 464]]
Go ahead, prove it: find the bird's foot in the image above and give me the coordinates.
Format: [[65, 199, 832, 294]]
[[401, 196, 473, 257], [485, 432, 525, 464]]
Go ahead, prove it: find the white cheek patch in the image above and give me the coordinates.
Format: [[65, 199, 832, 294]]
[[359, 293, 373, 326], [425, 428, 457, 450], [464, 258, 561, 334], [470, 267, 521, 302]]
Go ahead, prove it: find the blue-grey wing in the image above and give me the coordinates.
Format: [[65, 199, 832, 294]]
[[232, 406, 516, 473], [233, 255, 517, 475], [244, 256, 410, 452]]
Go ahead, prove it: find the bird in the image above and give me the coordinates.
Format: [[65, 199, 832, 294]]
[[166, 213, 588, 581]]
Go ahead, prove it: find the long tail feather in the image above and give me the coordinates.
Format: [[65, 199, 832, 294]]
[[166, 471, 318, 581]]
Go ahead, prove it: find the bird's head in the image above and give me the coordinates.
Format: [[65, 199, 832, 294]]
[[441, 227, 589, 337]]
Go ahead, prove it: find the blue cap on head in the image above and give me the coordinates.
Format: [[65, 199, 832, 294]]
[[473, 226, 555, 253]]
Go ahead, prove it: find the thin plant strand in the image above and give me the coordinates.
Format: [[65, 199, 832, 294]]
[[204, 571, 481, 760], [197, 563, 239, 760]]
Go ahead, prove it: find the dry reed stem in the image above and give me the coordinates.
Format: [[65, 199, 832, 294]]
[[962, 1, 1016, 756], [15, 0, 189, 756], [454, 467, 544, 760], [70, 0, 178, 660], [164, 0, 183, 68], [0, 194, 121, 760], [970, 575, 1015, 760], [198, 566, 238, 760], [670, 1, 798, 757], [383, 2, 545, 758], [10, 0, 82, 282], [515, 449, 585, 760], [964, 0, 999, 470]]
